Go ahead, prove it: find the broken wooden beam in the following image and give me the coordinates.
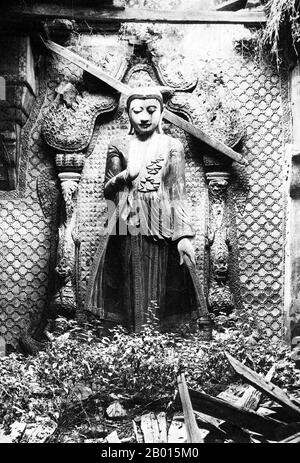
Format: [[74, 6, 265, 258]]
[[177, 374, 204, 443], [156, 412, 168, 443], [187, 388, 286, 440], [279, 431, 300, 443], [42, 38, 245, 165], [165, 110, 244, 164], [235, 364, 276, 411], [194, 411, 227, 438], [1, 5, 267, 25], [132, 419, 144, 443], [42, 38, 128, 95], [167, 419, 187, 443], [225, 352, 300, 418], [216, 0, 248, 11], [140, 412, 168, 443]]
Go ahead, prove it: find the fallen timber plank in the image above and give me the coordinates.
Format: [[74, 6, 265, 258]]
[[225, 352, 300, 418], [194, 411, 226, 435], [167, 420, 187, 443], [279, 431, 300, 443], [140, 412, 167, 443], [132, 420, 144, 443], [164, 110, 244, 164], [235, 364, 276, 411], [177, 374, 204, 443], [216, 0, 247, 11], [141, 413, 157, 443], [188, 388, 286, 440], [42, 38, 129, 95], [157, 412, 168, 443], [2, 5, 267, 25], [42, 38, 245, 165]]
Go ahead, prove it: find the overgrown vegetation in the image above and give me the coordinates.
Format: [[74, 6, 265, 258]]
[[1, 307, 299, 440], [235, 0, 300, 67], [262, 0, 300, 64]]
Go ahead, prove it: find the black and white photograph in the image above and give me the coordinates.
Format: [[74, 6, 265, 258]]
[[0, 0, 299, 450]]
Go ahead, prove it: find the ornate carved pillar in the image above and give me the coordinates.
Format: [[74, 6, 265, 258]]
[[51, 168, 83, 317], [205, 164, 234, 316]]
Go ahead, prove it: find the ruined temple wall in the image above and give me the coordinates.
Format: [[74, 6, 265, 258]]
[[0, 20, 291, 344], [181, 24, 290, 340], [78, 23, 290, 341], [0, 77, 53, 345], [0, 53, 84, 346], [183, 25, 290, 341]]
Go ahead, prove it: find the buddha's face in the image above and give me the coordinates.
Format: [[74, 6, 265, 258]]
[[128, 98, 162, 136]]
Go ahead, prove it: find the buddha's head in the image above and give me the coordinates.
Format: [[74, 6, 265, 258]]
[[126, 86, 164, 136]]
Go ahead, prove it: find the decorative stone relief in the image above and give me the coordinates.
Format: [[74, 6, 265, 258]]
[[120, 24, 198, 91], [41, 76, 120, 317], [42, 81, 118, 152], [166, 69, 244, 317], [206, 172, 234, 315], [42, 36, 245, 328]]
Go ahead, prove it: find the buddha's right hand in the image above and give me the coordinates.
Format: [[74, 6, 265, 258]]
[[113, 168, 137, 187], [125, 161, 140, 182]]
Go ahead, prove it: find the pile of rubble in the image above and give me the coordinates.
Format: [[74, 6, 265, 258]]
[[1, 352, 300, 443]]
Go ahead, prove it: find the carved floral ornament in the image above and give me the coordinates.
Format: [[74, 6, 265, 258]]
[[41, 81, 118, 153]]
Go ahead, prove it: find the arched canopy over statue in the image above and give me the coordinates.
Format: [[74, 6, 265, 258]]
[[85, 86, 200, 332]]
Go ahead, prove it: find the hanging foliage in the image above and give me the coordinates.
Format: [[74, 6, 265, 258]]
[[234, 0, 300, 68], [261, 0, 300, 65]]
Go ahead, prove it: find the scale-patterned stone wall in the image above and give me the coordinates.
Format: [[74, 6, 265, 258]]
[[0, 22, 290, 344]]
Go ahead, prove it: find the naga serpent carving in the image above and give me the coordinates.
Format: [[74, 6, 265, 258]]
[[40, 78, 119, 317]]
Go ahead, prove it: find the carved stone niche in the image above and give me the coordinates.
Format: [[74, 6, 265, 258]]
[[41, 33, 244, 335], [41, 34, 200, 324], [0, 35, 36, 190]]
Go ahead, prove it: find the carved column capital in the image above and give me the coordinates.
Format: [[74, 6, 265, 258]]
[[206, 171, 230, 202], [58, 172, 81, 219]]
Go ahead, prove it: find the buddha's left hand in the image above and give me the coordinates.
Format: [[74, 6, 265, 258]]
[[177, 238, 196, 266]]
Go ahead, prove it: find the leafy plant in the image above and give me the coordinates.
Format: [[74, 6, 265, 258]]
[[235, 1, 300, 67], [262, 0, 300, 65], [0, 306, 299, 436]]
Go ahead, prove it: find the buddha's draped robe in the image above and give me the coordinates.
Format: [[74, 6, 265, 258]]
[[86, 133, 196, 331]]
